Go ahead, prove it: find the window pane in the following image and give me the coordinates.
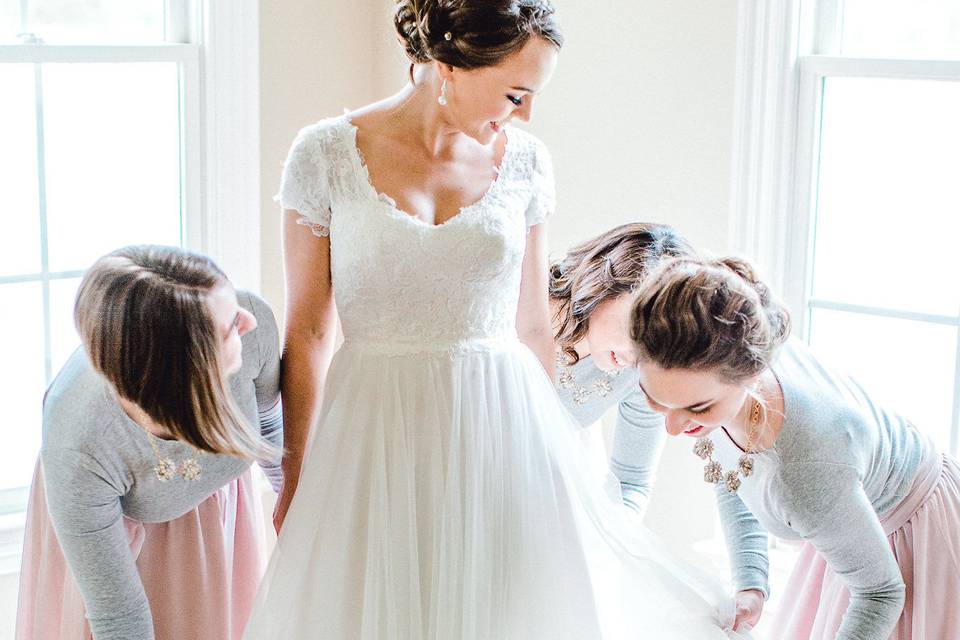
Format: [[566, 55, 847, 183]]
[[0, 283, 46, 491], [43, 62, 182, 273], [0, 1, 20, 42], [840, 0, 960, 60], [27, 0, 165, 44], [808, 308, 956, 454], [50, 276, 82, 375], [0, 63, 42, 277], [811, 78, 960, 316]]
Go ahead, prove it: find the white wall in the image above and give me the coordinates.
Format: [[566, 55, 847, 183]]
[[259, 0, 386, 316], [536, 0, 738, 254]]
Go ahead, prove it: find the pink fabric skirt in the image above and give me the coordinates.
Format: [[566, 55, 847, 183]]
[[773, 442, 960, 640], [15, 461, 267, 640]]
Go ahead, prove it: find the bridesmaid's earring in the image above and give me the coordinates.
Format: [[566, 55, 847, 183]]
[[438, 79, 448, 106]]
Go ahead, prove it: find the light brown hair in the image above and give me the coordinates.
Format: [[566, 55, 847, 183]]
[[629, 256, 791, 383], [550, 223, 696, 365], [394, 0, 563, 70], [75, 245, 274, 459]]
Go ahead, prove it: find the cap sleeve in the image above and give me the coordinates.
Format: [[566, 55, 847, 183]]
[[276, 123, 333, 236], [524, 138, 556, 228]]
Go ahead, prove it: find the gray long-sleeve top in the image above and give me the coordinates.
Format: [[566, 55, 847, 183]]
[[714, 338, 925, 640], [555, 355, 666, 514], [40, 291, 283, 640]]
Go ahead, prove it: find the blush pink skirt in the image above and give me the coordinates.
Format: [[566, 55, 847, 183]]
[[773, 441, 960, 640], [15, 461, 267, 640]]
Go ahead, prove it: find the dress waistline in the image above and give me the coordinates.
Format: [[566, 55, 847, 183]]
[[340, 333, 522, 357], [881, 432, 943, 535]]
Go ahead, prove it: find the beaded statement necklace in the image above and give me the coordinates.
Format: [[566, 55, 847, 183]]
[[556, 352, 620, 405], [693, 391, 762, 495], [142, 429, 205, 482], [126, 403, 205, 482]]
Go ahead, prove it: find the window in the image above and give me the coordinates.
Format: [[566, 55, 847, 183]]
[[1, 4, 191, 506], [732, 0, 960, 457], [0, 0, 260, 569]]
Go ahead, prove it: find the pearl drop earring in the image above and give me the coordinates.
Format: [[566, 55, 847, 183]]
[[438, 79, 448, 106]]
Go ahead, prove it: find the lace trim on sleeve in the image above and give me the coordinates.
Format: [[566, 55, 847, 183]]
[[277, 121, 336, 230], [296, 215, 330, 238]]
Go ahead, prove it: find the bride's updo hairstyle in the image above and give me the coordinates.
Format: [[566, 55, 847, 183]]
[[629, 256, 791, 383], [394, 0, 563, 70]]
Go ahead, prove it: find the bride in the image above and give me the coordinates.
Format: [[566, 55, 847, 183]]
[[244, 1, 748, 638]]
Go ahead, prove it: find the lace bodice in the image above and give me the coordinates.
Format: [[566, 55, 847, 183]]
[[277, 116, 555, 354]]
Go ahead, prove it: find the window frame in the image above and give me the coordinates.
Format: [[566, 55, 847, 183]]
[[730, 0, 960, 457], [0, 0, 260, 574]]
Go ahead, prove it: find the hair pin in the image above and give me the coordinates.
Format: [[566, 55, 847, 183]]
[[444, 31, 452, 41]]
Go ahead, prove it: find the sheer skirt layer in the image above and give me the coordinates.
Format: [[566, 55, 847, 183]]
[[244, 340, 745, 640]]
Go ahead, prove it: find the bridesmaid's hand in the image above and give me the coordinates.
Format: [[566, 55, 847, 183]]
[[733, 589, 764, 632]]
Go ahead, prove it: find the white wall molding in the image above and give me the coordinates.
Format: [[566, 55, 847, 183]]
[[0, 44, 196, 62], [198, 0, 262, 292], [801, 55, 960, 79], [728, 0, 804, 311]]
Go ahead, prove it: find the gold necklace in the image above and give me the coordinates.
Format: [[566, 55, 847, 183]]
[[118, 395, 206, 482], [556, 352, 620, 405], [693, 390, 762, 495]]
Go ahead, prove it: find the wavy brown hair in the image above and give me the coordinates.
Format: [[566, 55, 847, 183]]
[[630, 256, 792, 383], [394, 0, 563, 71], [550, 223, 696, 365], [75, 245, 275, 460]]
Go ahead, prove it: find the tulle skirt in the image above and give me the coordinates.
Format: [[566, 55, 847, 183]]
[[16, 462, 266, 640], [243, 338, 746, 639], [773, 441, 960, 639]]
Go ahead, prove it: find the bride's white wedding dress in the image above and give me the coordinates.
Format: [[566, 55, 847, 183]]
[[243, 115, 748, 639]]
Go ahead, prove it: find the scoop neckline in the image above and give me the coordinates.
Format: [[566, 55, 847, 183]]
[[340, 115, 515, 229]]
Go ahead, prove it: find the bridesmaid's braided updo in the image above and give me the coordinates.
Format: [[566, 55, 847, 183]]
[[394, 0, 563, 70], [629, 256, 792, 383]]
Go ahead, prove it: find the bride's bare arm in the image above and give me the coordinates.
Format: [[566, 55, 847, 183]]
[[517, 223, 555, 382], [273, 210, 338, 532]]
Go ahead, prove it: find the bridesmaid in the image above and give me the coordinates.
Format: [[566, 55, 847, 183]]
[[549, 222, 695, 515], [16, 245, 283, 640], [628, 254, 960, 638]]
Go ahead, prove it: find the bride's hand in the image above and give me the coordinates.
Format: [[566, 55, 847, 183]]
[[733, 589, 764, 632], [273, 480, 299, 533]]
